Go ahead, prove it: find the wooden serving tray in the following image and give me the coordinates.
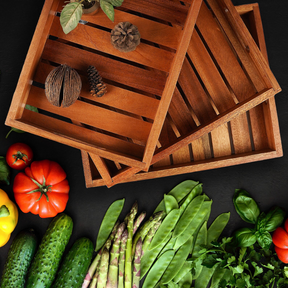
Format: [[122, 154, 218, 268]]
[[5, 0, 202, 170], [81, 3, 283, 188]]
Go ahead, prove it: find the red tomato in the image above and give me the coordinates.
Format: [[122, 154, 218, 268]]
[[272, 227, 288, 249], [275, 246, 288, 263], [13, 160, 69, 218], [284, 218, 288, 233], [6, 143, 33, 170]]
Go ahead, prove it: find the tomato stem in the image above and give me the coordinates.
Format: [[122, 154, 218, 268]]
[[12, 151, 29, 165], [0, 205, 10, 218], [26, 176, 51, 202]]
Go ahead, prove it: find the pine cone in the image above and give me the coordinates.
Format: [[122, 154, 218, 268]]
[[87, 65, 107, 97], [111, 22, 141, 52]]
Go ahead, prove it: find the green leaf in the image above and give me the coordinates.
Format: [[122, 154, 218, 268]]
[[60, 2, 83, 34], [100, 0, 115, 21], [251, 261, 263, 278], [233, 227, 257, 247], [0, 156, 10, 185], [233, 189, 260, 224], [6, 105, 38, 138], [107, 0, 124, 7], [263, 206, 285, 232], [256, 231, 272, 249]]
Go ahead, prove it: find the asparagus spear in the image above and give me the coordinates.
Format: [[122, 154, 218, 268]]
[[133, 211, 146, 235], [107, 222, 126, 288], [132, 238, 143, 288], [83, 221, 120, 288], [125, 201, 138, 288], [119, 229, 128, 288], [96, 248, 110, 288], [132, 211, 164, 255], [142, 219, 161, 254]]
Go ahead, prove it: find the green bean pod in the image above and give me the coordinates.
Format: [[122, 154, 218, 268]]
[[207, 212, 230, 247], [95, 199, 125, 251], [173, 195, 205, 239], [178, 184, 202, 213], [140, 232, 172, 279], [154, 180, 199, 213], [195, 264, 219, 288], [210, 266, 226, 288], [178, 270, 192, 288], [161, 236, 193, 284], [164, 195, 178, 214], [192, 221, 207, 259], [142, 250, 175, 288], [172, 261, 193, 283], [149, 209, 181, 250]]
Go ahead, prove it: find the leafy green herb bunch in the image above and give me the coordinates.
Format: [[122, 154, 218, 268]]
[[60, 0, 124, 34], [232, 189, 285, 249]]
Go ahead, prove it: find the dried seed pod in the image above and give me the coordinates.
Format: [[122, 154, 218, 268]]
[[111, 22, 141, 52], [45, 64, 82, 108], [87, 65, 107, 97]]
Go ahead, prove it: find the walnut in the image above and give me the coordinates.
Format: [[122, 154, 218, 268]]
[[45, 64, 82, 108]]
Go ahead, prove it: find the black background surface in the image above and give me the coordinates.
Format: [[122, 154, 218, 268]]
[[0, 0, 288, 280]]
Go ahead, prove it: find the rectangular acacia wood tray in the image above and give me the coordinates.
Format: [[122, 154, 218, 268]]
[[5, 0, 203, 170], [81, 3, 283, 188]]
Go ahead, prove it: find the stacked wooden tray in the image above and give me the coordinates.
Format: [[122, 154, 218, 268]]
[[81, 3, 283, 187], [5, 0, 282, 188]]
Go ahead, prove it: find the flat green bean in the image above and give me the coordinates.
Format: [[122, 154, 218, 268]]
[[178, 184, 202, 213], [192, 221, 207, 259], [210, 266, 226, 288], [154, 180, 199, 213], [143, 250, 175, 288], [174, 200, 212, 251], [141, 232, 172, 279], [159, 236, 177, 257], [95, 198, 125, 251], [178, 271, 192, 288], [173, 261, 193, 284], [164, 194, 179, 214], [207, 212, 230, 247], [161, 236, 193, 284], [173, 195, 205, 239], [149, 209, 181, 250], [195, 264, 219, 288]]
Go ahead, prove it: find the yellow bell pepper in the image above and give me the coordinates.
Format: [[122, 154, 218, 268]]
[[0, 189, 18, 247]]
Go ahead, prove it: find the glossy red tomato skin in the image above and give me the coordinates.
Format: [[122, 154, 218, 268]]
[[13, 160, 69, 218], [272, 227, 288, 249], [275, 246, 288, 263], [6, 143, 33, 170], [284, 218, 288, 233]]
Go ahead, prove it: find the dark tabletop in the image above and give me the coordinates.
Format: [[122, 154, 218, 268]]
[[0, 0, 287, 277]]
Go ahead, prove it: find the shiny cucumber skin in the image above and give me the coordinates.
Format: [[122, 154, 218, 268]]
[[0, 229, 38, 288], [53, 237, 94, 288], [26, 213, 73, 288]]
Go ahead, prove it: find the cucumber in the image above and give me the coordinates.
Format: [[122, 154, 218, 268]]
[[52, 237, 94, 288], [0, 229, 38, 288], [26, 213, 73, 288]]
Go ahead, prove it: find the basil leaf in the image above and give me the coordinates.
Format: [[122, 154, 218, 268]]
[[263, 206, 285, 232], [0, 156, 10, 185], [107, 0, 123, 7], [234, 227, 257, 247], [6, 105, 39, 138], [60, 2, 83, 34], [233, 189, 260, 224], [256, 230, 272, 249]]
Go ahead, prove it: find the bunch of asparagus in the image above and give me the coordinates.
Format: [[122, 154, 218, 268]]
[[82, 201, 163, 288]]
